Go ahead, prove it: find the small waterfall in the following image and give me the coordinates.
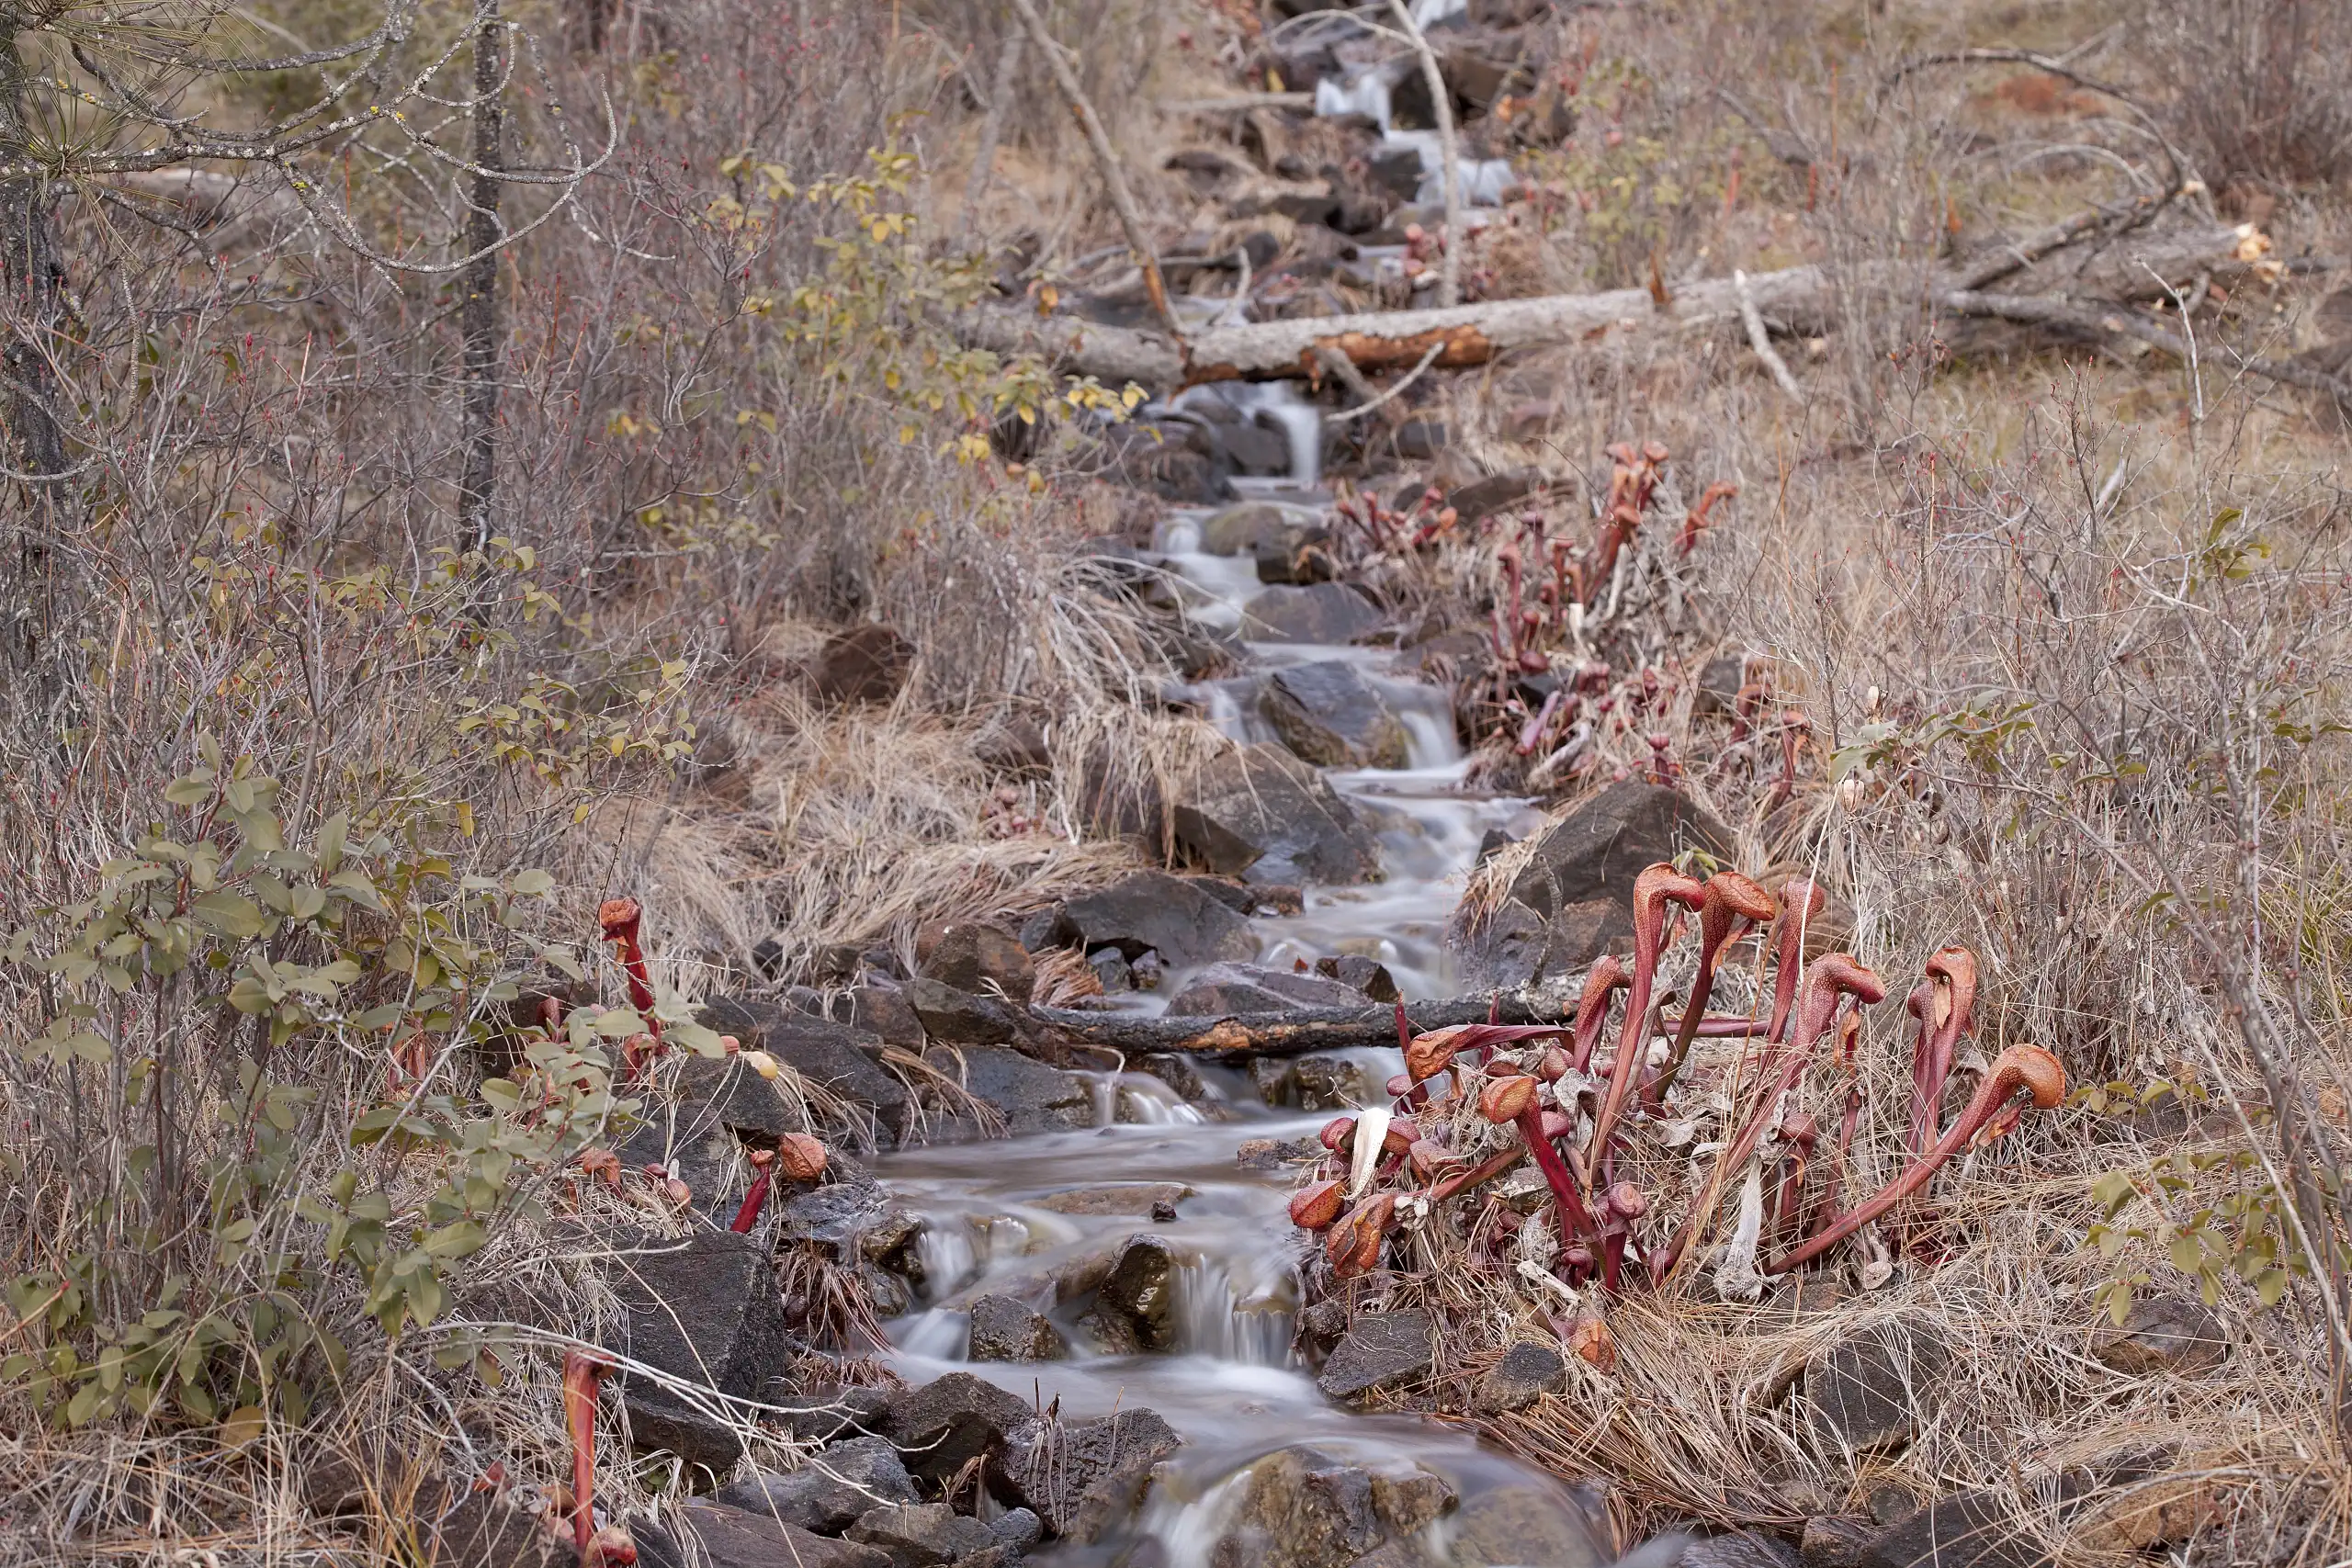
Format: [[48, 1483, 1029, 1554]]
[[896, 1309, 968, 1359], [1174, 1260, 1294, 1366], [1136, 1468, 1254, 1568], [1233, 382, 1324, 488], [1077, 1070, 1121, 1127], [1120, 1074, 1207, 1125], [916, 1221, 978, 1304]]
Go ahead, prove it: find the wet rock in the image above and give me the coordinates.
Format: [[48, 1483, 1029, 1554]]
[[1033, 1182, 1193, 1217], [1166, 962, 1368, 1017], [990, 1509, 1043, 1553], [1260, 660, 1409, 770], [1445, 1486, 1605, 1568], [845, 1502, 1001, 1566], [1129, 950, 1165, 990], [699, 996, 910, 1137], [1249, 1055, 1368, 1111], [917, 921, 1036, 1001], [812, 625, 917, 706], [967, 1295, 1069, 1362], [1063, 872, 1259, 967], [1255, 524, 1337, 585], [922, 1043, 1094, 1135], [1238, 582, 1385, 644], [610, 1231, 795, 1472], [994, 1409, 1184, 1541], [1173, 745, 1382, 886], [717, 1436, 920, 1535], [1086, 1235, 1182, 1352], [1803, 1320, 1950, 1454], [1316, 1311, 1433, 1402], [1135, 1052, 1204, 1100], [1853, 1491, 2045, 1568], [635, 1500, 893, 1568], [1235, 1134, 1318, 1169], [1472, 1340, 1567, 1415], [878, 1373, 1035, 1491], [1801, 1516, 1877, 1568], [1449, 780, 1735, 990], [1201, 502, 1295, 556], [1314, 953, 1399, 1002], [2088, 1293, 2227, 1374], [1089, 947, 1133, 992], [1212, 1447, 1458, 1568]]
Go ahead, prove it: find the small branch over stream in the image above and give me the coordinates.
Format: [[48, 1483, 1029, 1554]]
[[1032, 996, 1542, 1059]]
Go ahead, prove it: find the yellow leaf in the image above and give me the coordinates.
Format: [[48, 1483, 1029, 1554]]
[[219, 1405, 266, 1450], [741, 1050, 781, 1080]]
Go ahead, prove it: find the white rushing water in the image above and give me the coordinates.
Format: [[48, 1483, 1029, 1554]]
[[867, 410, 1598, 1563]]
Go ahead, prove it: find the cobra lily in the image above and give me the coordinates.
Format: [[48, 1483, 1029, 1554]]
[[1585, 864, 1707, 1174], [1651, 871, 1777, 1104], [1650, 953, 1886, 1284], [1329, 1192, 1398, 1280], [1909, 947, 1978, 1156], [1769, 1111, 1818, 1241], [1598, 1181, 1647, 1292], [1764, 878, 1826, 1043], [1482, 1074, 1596, 1245], [776, 1132, 829, 1183], [1568, 955, 1630, 1072], [597, 897, 660, 1040], [1676, 480, 1739, 555], [1290, 1179, 1345, 1230], [1770, 1045, 2064, 1273], [729, 1148, 775, 1234], [561, 1348, 618, 1557]]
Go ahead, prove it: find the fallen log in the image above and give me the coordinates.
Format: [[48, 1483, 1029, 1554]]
[[954, 219, 2276, 390], [1030, 995, 1546, 1059]]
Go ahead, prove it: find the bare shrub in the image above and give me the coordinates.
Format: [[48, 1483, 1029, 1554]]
[[2145, 0, 2352, 188]]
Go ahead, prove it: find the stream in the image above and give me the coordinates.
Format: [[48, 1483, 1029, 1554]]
[[867, 470, 1599, 1563]]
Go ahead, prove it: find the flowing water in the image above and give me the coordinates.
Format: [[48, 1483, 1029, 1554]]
[[868, 435, 1596, 1561]]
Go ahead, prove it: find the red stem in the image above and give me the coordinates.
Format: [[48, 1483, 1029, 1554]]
[[729, 1168, 774, 1234], [562, 1350, 610, 1556]]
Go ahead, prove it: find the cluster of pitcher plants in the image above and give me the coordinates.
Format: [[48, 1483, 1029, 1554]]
[[1290, 863, 2068, 1328]]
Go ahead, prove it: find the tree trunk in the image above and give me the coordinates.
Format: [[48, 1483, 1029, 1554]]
[[0, 38, 74, 678], [458, 0, 504, 555], [1029, 995, 1543, 1059]]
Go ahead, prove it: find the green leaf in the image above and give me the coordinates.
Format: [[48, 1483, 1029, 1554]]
[[423, 1221, 485, 1259], [191, 893, 269, 940], [164, 772, 215, 806], [511, 869, 555, 897]]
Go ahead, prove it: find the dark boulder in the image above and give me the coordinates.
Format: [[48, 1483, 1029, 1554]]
[[609, 1231, 796, 1472], [1238, 582, 1385, 644], [1260, 660, 1409, 769], [1449, 780, 1734, 991], [844, 1503, 1001, 1567], [1315, 953, 1399, 1002], [1172, 746, 1382, 886], [1854, 1491, 2047, 1568], [967, 1294, 1069, 1362], [2088, 1293, 2227, 1373], [716, 1436, 920, 1535], [922, 1043, 1094, 1135], [877, 1373, 1036, 1492], [698, 996, 910, 1140], [993, 1409, 1184, 1541], [1164, 962, 1368, 1017], [634, 1501, 893, 1568], [812, 626, 917, 706], [1084, 1235, 1182, 1352], [917, 921, 1036, 1001], [1062, 872, 1259, 966], [1471, 1340, 1567, 1415], [1804, 1319, 1950, 1454], [1316, 1311, 1434, 1402]]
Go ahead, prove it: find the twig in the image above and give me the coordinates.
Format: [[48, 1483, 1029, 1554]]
[[958, 28, 1023, 242], [1324, 340, 1446, 423], [1385, 0, 1461, 309], [1733, 269, 1804, 405], [1006, 0, 1182, 339]]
